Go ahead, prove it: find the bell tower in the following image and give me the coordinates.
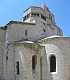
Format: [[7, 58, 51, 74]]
[[23, 6, 48, 24]]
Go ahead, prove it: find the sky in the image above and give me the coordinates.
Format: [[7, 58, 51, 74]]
[[0, 0, 70, 36]]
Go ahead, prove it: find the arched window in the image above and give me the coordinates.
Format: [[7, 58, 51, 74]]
[[32, 55, 37, 71], [50, 55, 56, 72]]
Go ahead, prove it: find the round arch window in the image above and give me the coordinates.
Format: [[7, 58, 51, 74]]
[[49, 55, 56, 72]]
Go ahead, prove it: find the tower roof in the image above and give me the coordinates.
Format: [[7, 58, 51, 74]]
[[24, 6, 44, 13]]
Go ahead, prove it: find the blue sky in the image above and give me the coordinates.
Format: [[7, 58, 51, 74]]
[[0, 0, 70, 36]]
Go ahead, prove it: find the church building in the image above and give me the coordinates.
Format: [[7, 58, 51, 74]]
[[0, 5, 70, 80]]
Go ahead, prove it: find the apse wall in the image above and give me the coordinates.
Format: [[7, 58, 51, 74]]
[[41, 37, 70, 80]]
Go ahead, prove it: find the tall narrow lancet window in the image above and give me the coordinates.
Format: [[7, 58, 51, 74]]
[[25, 29, 28, 36], [50, 55, 56, 72], [25, 29, 28, 40], [32, 55, 37, 72], [16, 61, 20, 75]]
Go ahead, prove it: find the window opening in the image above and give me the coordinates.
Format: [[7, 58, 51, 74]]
[[41, 14, 46, 21], [32, 55, 37, 71], [32, 13, 39, 17], [25, 29, 28, 36], [50, 55, 56, 72], [16, 61, 20, 75]]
